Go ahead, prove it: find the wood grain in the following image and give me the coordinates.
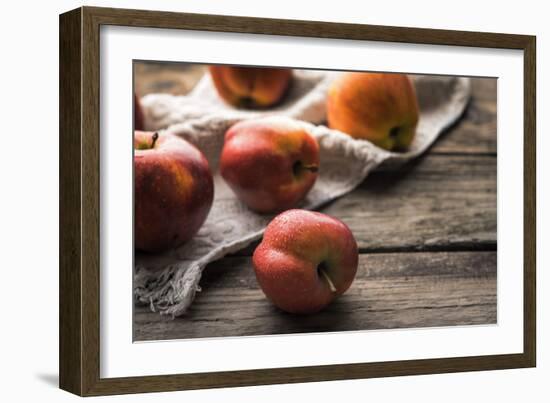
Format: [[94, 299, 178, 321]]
[[325, 154, 496, 251], [523, 36, 536, 366], [134, 62, 206, 97], [59, 8, 83, 395], [134, 251, 496, 341], [431, 78, 497, 155]]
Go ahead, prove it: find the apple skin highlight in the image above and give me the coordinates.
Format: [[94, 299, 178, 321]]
[[253, 209, 358, 314]]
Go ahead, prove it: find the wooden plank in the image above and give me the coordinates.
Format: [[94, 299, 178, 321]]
[[430, 77, 497, 155], [59, 8, 83, 396], [323, 154, 496, 252], [134, 251, 496, 341], [134, 62, 205, 97]]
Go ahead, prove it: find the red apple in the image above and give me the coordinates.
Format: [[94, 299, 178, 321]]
[[134, 130, 214, 253], [134, 93, 145, 130], [253, 209, 358, 314], [209, 66, 292, 108], [327, 72, 419, 151], [220, 118, 319, 214]]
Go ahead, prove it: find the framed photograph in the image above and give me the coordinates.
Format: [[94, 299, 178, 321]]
[[59, 6, 536, 396]]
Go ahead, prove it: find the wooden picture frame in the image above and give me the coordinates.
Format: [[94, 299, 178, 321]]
[[59, 6, 536, 396]]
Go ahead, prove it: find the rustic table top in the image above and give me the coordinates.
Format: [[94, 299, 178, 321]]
[[133, 63, 497, 342]]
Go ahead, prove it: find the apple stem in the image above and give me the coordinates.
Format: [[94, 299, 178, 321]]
[[151, 132, 159, 148], [319, 267, 337, 293]]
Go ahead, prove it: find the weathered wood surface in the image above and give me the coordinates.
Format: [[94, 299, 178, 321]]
[[134, 251, 496, 341], [430, 78, 496, 155], [133, 64, 497, 342], [325, 154, 496, 252], [134, 62, 206, 96]]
